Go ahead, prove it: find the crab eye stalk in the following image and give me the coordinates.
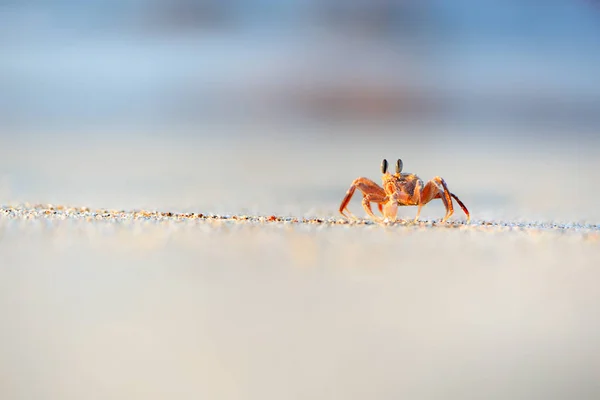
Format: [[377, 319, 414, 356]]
[[396, 159, 403, 174], [381, 159, 388, 174]]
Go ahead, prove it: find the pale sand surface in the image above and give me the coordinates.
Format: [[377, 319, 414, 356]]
[[1, 124, 600, 399]]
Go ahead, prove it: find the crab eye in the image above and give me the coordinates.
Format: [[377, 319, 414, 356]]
[[381, 159, 388, 174], [396, 159, 403, 174]]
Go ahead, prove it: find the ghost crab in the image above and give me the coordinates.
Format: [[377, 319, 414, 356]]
[[339, 159, 470, 223]]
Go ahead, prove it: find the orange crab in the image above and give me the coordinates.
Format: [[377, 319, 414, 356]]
[[339, 159, 470, 223]]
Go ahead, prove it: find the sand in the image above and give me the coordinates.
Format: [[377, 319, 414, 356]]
[[1, 124, 600, 399]]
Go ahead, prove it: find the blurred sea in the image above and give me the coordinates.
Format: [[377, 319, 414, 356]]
[[1, 0, 599, 130]]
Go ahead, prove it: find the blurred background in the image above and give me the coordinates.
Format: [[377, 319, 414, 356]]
[[1, 0, 600, 219], [2, 0, 600, 127]]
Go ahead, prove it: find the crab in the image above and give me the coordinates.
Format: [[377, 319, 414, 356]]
[[339, 158, 470, 223]]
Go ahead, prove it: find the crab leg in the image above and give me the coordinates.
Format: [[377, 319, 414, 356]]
[[339, 177, 386, 220], [435, 177, 454, 222], [411, 177, 452, 222], [412, 179, 439, 221], [437, 177, 470, 223], [412, 179, 424, 222], [413, 177, 470, 223], [362, 193, 388, 222], [450, 193, 470, 223]]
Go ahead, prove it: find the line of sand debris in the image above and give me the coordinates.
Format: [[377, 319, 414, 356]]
[[1, 204, 599, 237]]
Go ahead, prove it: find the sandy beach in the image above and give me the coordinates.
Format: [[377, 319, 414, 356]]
[[1, 123, 600, 399]]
